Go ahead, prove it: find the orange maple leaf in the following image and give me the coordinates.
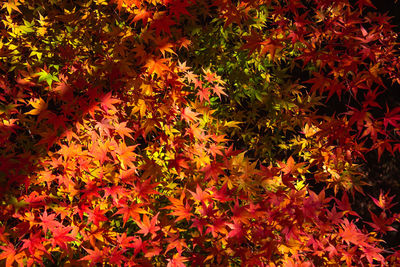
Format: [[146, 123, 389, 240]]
[[144, 57, 170, 76]]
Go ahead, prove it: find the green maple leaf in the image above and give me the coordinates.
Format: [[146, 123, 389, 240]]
[[37, 70, 59, 87]]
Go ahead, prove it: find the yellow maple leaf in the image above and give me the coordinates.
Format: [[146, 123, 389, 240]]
[[25, 98, 48, 115]]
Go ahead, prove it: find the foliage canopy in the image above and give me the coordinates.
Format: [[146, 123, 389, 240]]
[[1, 0, 400, 266]]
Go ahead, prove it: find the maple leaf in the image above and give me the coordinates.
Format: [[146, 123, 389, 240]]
[[241, 30, 264, 55], [22, 191, 46, 208], [80, 247, 106, 265], [51, 226, 75, 251], [278, 156, 306, 175], [115, 203, 148, 227], [205, 217, 228, 237], [131, 8, 153, 25], [360, 121, 379, 142], [356, 0, 376, 10], [177, 38, 191, 50], [116, 233, 136, 250], [163, 192, 192, 222], [211, 84, 227, 99], [109, 248, 127, 266], [134, 213, 160, 239], [25, 97, 48, 115], [339, 219, 367, 246], [165, 234, 188, 254], [189, 184, 210, 203], [201, 162, 224, 181], [168, 154, 189, 172], [177, 61, 190, 72], [155, 37, 177, 57], [21, 232, 49, 262], [115, 142, 138, 170], [81, 180, 102, 201], [0, 243, 20, 267], [167, 253, 188, 267], [260, 38, 283, 61], [186, 123, 207, 141], [384, 106, 400, 130], [133, 180, 159, 201], [366, 211, 397, 234], [305, 73, 331, 95], [40, 210, 62, 234], [207, 142, 224, 158], [354, 26, 379, 44], [95, 118, 114, 138], [100, 92, 121, 113], [325, 206, 343, 226], [231, 200, 251, 224], [144, 57, 170, 76], [369, 190, 398, 210], [345, 106, 372, 130], [90, 140, 110, 164], [120, 167, 138, 186], [374, 139, 394, 162], [150, 16, 176, 36], [185, 71, 198, 83], [168, 0, 191, 20], [131, 236, 148, 257], [2, 0, 22, 14], [210, 184, 234, 202], [197, 87, 210, 102], [340, 246, 358, 266], [227, 221, 245, 239], [181, 107, 199, 123], [114, 121, 133, 140], [361, 245, 384, 266], [335, 193, 360, 217], [87, 207, 109, 227]]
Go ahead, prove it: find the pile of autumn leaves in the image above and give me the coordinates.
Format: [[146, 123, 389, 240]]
[[1, 0, 400, 266]]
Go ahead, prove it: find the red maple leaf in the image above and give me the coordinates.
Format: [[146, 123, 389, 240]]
[[130, 8, 153, 25], [0, 243, 20, 267], [168, 0, 191, 20], [210, 184, 233, 202], [205, 217, 228, 237], [150, 17, 176, 36], [339, 219, 367, 246], [80, 247, 107, 265], [189, 184, 210, 203], [133, 180, 159, 201], [109, 248, 127, 266], [197, 87, 210, 102], [279, 156, 305, 175], [366, 211, 397, 234], [211, 84, 227, 99], [51, 226, 75, 251], [370, 190, 398, 210], [115, 203, 148, 227], [103, 185, 127, 203], [87, 207, 109, 227], [163, 192, 192, 222], [167, 253, 188, 267], [165, 234, 188, 254], [135, 213, 160, 239], [114, 121, 133, 140], [181, 107, 199, 123], [100, 92, 121, 113], [21, 232, 50, 264], [201, 162, 224, 181], [40, 210, 62, 234]]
